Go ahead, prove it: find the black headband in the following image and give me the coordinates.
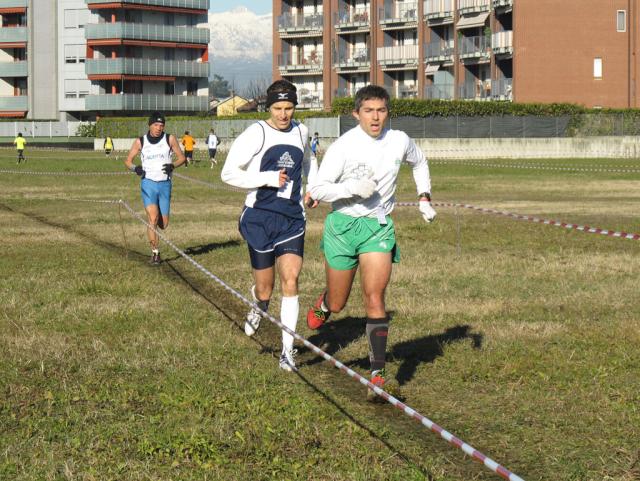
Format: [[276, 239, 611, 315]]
[[266, 91, 298, 109]]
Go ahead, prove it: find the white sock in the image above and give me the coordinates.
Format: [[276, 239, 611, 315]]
[[280, 295, 299, 352]]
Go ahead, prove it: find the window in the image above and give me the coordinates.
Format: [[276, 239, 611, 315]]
[[65, 79, 91, 98], [594, 57, 602, 79], [617, 10, 626, 32], [64, 44, 85, 64], [64, 9, 90, 29]]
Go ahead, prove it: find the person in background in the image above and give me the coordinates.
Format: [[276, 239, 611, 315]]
[[13, 133, 26, 164], [104, 136, 114, 157], [124, 112, 186, 265], [181, 130, 196, 167], [206, 128, 220, 168], [306, 84, 436, 401], [221, 79, 318, 372], [310, 132, 320, 160]]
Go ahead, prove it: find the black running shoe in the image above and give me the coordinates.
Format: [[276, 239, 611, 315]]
[[150, 252, 161, 265]]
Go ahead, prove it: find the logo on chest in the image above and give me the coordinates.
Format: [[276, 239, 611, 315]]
[[277, 151, 295, 169]]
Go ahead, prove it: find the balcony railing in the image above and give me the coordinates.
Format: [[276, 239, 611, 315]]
[[85, 0, 209, 10], [334, 48, 370, 68], [491, 77, 512, 100], [277, 12, 323, 34], [424, 40, 454, 61], [377, 44, 419, 66], [86, 58, 209, 77], [0, 0, 28, 7], [0, 95, 27, 110], [297, 89, 323, 109], [379, 2, 418, 25], [278, 52, 323, 72], [492, 30, 513, 55], [0, 60, 27, 77], [0, 26, 27, 44], [334, 7, 370, 29], [459, 81, 491, 100], [85, 22, 209, 44], [424, 0, 454, 21], [386, 84, 419, 99], [457, 0, 490, 14], [85, 93, 208, 111], [459, 35, 490, 60], [425, 83, 455, 100], [493, 0, 513, 9], [334, 87, 360, 98]]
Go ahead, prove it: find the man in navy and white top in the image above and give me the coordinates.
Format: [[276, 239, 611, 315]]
[[124, 112, 186, 265], [221, 79, 318, 372]]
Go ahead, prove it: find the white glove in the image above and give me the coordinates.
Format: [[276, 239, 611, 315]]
[[344, 177, 377, 199], [419, 200, 437, 223]]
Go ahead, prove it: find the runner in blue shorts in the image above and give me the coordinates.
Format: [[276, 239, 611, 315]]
[[124, 112, 186, 265], [221, 79, 318, 372]]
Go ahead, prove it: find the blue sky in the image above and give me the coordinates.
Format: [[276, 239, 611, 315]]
[[209, 2, 271, 15]]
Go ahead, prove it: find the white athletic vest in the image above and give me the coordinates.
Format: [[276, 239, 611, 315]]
[[140, 133, 172, 182], [207, 134, 218, 149]]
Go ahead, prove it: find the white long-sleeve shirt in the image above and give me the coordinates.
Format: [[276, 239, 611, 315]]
[[310, 125, 431, 218], [221, 120, 317, 219]]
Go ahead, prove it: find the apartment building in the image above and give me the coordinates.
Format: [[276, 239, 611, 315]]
[[273, 0, 638, 110], [0, 0, 210, 120]]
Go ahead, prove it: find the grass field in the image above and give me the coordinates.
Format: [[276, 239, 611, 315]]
[[1, 148, 639, 481]]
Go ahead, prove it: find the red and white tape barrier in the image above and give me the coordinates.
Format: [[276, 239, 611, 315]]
[[399, 201, 640, 241]]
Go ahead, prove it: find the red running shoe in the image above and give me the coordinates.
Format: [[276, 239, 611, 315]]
[[367, 369, 386, 402], [306, 291, 330, 329]]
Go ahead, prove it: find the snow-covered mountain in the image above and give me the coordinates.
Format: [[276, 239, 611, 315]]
[[207, 6, 273, 93]]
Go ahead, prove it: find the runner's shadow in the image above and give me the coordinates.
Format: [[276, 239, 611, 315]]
[[349, 324, 483, 386], [162, 240, 241, 262], [298, 315, 368, 367]]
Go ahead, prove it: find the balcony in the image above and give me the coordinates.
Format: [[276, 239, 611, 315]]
[[424, 0, 454, 24], [334, 48, 370, 72], [85, 22, 209, 45], [0, 60, 27, 77], [297, 89, 323, 109], [334, 7, 370, 31], [425, 83, 455, 100], [0, 26, 27, 45], [86, 58, 209, 78], [386, 84, 419, 99], [493, 0, 513, 12], [459, 81, 491, 100], [85, 93, 208, 111], [377, 44, 419, 68], [334, 87, 360, 98], [379, 2, 418, 29], [424, 40, 454, 63], [492, 30, 513, 56], [278, 52, 323, 75], [457, 0, 490, 15], [491, 77, 512, 100], [85, 0, 209, 11], [0, 95, 28, 111], [459, 35, 490, 61], [277, 12, 323, 37]]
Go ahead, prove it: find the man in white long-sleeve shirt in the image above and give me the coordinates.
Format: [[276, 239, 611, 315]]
[[306, 85, 436, 401], [221, 79, 318, 372]]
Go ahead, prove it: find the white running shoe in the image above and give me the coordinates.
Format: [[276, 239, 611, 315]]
[[279, 348, 298, 372], [244, 307, 261, 336], [244, 285, 262, 336]]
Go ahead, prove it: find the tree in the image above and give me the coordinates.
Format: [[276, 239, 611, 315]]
[[242, 77, 271, 100], [209, 74, 232, 98]]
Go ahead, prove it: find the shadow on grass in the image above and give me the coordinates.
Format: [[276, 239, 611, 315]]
[[0, 201, 147, 262], [164, 239, 241, 261], [301, 317, 483, 386]]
